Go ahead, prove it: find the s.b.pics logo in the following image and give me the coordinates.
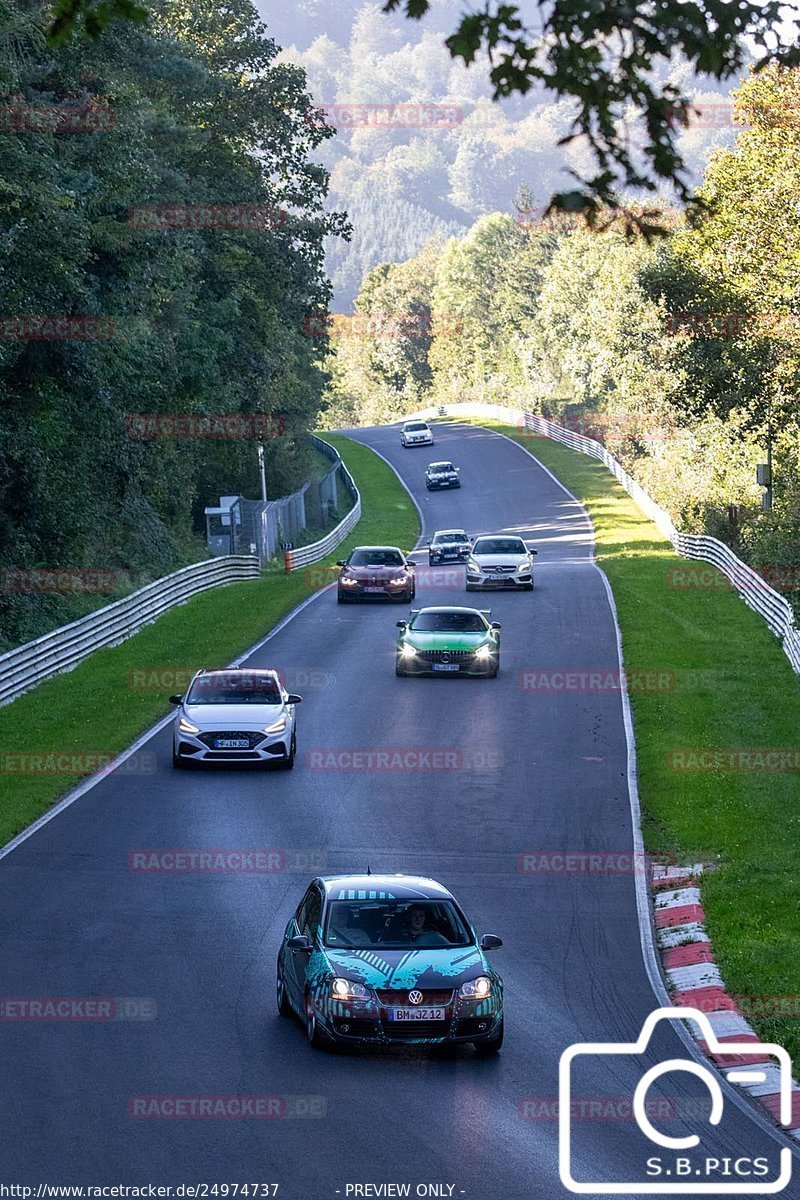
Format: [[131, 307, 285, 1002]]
[[559, 1008, 793, 1193]]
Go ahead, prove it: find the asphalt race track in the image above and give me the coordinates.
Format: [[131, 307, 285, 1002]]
[[0, 422, 793, 1198]]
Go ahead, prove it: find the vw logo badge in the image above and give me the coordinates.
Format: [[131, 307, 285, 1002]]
[[408, 990, 424, 1005]]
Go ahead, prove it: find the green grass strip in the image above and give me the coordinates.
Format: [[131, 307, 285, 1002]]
[[0, 433, 418, 849], [486, 422, 800, 1059]]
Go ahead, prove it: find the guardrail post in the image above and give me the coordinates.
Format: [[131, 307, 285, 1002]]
[[284, 550, 293, 574]]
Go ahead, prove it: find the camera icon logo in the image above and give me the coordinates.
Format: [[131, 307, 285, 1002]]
[[559, 1007, 793, 1194]]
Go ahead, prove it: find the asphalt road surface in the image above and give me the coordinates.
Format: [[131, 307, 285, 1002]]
[[0, 422, 793, 1199]]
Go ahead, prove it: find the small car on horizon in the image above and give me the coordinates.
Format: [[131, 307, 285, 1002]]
[[336, 546, 415, 603], [395, 605, 500, 677], [170, 669, 302, 769], [276, 873, 504, 1052], [466, 534, 538, 591], [427, 529, 472, 566], [425, 460, 461, 490], [400, 420, 434, 447]]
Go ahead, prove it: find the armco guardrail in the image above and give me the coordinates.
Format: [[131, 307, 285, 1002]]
[[283, 437, 361, 572], [409, 403, 800, 676], [0, 556, 260, 707]]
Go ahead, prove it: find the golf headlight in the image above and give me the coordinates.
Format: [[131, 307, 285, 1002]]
[[400, 642, 416, 657], [474, 644, 493, 660], [178, 716, 200, 735], [340, 575, 358, 586], [263, 716, 287, 734], [331, 978, 369, 1000], [460, 976, 492, 999]]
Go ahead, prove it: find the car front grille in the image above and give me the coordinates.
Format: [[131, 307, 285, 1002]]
[[197, 731, 263, 750], [382, 1020, 450, 1039], [376, 989, 454, 1006], [482, 565, 516, 575], [416, 649, 475, 662]]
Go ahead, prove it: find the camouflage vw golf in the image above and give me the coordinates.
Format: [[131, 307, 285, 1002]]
[[395, 605, 500, 677], [277, 874, 504, 1052]]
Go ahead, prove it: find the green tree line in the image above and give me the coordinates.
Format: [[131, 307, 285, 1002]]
[[0, 0, 345, 649], [325, 63, 800, 612]]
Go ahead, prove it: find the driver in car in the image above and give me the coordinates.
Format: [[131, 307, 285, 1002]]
[[403, 904, 448, 947]]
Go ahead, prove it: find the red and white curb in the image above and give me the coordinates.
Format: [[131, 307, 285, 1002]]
[[652, 863, 800, 1139]]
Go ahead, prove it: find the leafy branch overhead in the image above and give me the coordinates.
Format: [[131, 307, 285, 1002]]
[[384, 0, 800, 215]]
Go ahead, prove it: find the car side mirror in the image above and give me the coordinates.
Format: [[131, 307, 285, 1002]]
[[335, 560, 345, 567], [168, 695, 183, 705], [396, 620, 407, 629], [287, 934, 313, 952], [480, 934, 503, 951], [529, 548, 539, 555], [286, 694, 303, 704], [426, 539, 431, 545], [490, 622, 501, 631]]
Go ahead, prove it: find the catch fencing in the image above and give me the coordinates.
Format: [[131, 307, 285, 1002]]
[[410, 403, 800, 675], [283, 437, 361, 571]]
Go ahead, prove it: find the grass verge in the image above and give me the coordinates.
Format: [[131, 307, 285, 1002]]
[[486, 421, 800, 1060], [0, 433, 418, 849]]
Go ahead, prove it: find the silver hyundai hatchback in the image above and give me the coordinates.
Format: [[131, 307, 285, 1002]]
[[170, 669, 302, 769]]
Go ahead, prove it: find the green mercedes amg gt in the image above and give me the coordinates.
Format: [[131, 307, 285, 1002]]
[[395, 605, 501, 677]]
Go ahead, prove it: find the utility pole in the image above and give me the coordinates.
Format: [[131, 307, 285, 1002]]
[[257, 443, 267, 503]]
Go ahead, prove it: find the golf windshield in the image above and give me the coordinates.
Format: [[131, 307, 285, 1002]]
[[324, 899, 472, 949], [472, 538, 527, 555], [410, 611, 487, 633]]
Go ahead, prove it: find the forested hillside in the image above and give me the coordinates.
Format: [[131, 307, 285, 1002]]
[[272, 1, 743, 307], [0, 0, 343, 648], [324, 65, 800, 611]]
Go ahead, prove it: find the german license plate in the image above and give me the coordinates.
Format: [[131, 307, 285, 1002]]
[[363, 586, 385, 593], [432, 663, 459, 672], [214, 738, 250, 749], [388, 1007, 445, 1021]]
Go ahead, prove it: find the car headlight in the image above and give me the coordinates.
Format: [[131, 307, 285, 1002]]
[[331, 978, 369, 1000], [340, 575, 358, 586], [400, 642, 417, 658], [178, 716, 200, 735], [467, 559, 480, 572], [263, 716, 287, 734], [474, 644, 493, 660], [460, 976, 492, 999], [518, 560, 532, 571], [387, 575, 407, 586]]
